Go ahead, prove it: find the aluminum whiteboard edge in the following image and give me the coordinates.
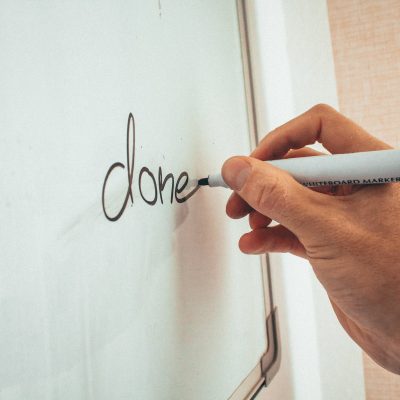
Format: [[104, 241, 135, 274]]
[[228, 1, 281, 399]]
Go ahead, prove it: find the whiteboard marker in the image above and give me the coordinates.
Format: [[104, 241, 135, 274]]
[[198, 149, 400, 188]]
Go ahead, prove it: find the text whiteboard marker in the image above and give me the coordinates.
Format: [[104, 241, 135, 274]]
[[198, 149, 400, 188]]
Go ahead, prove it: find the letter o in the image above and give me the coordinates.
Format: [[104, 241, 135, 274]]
[[139, 167, 158, 206]]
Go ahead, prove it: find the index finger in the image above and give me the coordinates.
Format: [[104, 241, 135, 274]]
[[251, 104, 391, 161]]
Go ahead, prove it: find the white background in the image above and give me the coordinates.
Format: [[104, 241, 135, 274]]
[[0, 2, 267, 399]]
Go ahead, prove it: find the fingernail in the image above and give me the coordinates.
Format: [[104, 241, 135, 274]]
[[222, 157, 251, 191]]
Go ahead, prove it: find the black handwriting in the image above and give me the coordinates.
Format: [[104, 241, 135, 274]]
[[102, 113, 199, 221]]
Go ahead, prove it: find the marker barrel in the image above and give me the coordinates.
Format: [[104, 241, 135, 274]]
[[207, 149, 400, 188]]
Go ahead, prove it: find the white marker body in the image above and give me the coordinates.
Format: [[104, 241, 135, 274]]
[[207, 149, 400, 188]]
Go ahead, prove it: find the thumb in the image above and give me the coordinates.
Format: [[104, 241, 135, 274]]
[[222, 156, 331, 236]]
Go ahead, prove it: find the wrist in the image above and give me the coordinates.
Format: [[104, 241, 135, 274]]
[[362, 328, 400, 374]]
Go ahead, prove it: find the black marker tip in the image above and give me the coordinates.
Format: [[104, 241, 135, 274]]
[[198, 177, 209, 186]]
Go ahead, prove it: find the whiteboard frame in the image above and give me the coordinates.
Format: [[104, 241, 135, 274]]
[[228, 1, 281, 399]]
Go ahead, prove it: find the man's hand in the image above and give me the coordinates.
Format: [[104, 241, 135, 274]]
[[222, 104, 400, 374]]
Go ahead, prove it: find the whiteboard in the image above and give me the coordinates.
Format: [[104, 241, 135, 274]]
[[0, 1, 272, 399]]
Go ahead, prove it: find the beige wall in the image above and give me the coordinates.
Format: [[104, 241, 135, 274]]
[[327, 0, 400, 147], [327, 0, 400, 398]]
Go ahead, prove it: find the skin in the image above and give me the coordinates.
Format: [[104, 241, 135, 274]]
[[221, 104, 400, 374]]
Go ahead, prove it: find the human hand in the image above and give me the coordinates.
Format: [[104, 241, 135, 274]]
[[222, 104, 400, 374]]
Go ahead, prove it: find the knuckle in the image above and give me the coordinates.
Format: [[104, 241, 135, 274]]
[[310, 103, 335, 115], [253, 174, 287, 213], [248, 212, 257, 229]]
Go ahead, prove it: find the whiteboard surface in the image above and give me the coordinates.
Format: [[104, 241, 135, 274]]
[[0, 1, 267, 399]]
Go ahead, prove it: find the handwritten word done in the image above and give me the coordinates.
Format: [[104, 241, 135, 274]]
[[101, 113, 199, 221]]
